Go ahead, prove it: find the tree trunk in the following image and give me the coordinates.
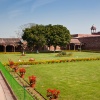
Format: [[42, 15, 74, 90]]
[[22, 49, 25, 56], [54, 46, 56, 53]]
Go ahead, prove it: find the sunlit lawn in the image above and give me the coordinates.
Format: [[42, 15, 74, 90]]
[[24, 61, 100, 100], [0, 51, 100, 100], [0, 51, 100, 64]]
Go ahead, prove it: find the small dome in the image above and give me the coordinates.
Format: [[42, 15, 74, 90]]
[[91, 25, 96, 30]]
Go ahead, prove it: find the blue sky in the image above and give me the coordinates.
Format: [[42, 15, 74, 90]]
[[0, 0, 100, 38]]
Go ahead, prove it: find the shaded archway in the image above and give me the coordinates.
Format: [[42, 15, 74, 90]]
[[69, 43, 81, 50], [15, 45, 22, 52], [69, 39, 82, 50], [0, 45, 4, 52], [6, 45, 14, 52]]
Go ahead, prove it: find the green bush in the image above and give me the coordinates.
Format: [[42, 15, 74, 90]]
[[56, 51, 72, 57], [61, 51, 66, 55]]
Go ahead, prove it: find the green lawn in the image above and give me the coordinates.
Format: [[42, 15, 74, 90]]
[[24, 61, 100, 100], [0, 51, 100, 64], [0, 52, 100, 100]]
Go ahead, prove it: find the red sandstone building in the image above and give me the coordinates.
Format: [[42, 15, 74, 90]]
[[0, 25, 100, 52], [0, 38, 21, 52], [70, 25, 100, 50]]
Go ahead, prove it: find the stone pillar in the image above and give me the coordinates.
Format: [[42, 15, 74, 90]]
[[80, 44, 81, 51], [14, 46, 15, 52], [4, 46, 6, 52], [74, 45, 75, 50], [69, 44, 70, 50]]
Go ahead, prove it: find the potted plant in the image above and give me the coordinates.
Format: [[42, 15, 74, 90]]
[[13, 64, 19, 72], [29, 75, 36, 88], [47, 89, 60, 100], [19, 68, 26, 78], [8, 59, 15, 68]]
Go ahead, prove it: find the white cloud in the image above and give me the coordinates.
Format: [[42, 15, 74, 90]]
[[6, 0, 32, 18], [18, 0, 33, 4], [31, 0, 57, 12]]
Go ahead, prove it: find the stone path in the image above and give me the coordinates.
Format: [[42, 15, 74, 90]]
[[0, 83, 6, 100], [0, 72, 16, 100]]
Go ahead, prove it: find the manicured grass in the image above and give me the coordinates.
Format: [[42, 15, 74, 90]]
[[0, 63, 35, 100], [0, 52, 100, 100], [0, 51, 100, 64], [24, 60, 100, 100]]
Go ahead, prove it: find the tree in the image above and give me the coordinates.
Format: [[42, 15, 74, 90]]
[[45, 24, 53, 50], [45, 24, 71, 52], [22, 24, 71, 52], [22, 24, 46, 52], [20, 39, 27, 56], [16, 23, 36, 38]]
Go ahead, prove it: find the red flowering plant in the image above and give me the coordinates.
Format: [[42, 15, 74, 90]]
[[8, 59, 19, 72], [8, 59, 15, 68], [29, 75, 36, 88], [19, 68, 26, 78], [13, 64, 19, 72], [47, 89, 60, 100]]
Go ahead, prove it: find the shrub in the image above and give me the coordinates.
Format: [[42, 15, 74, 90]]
[[56, 51, 72, 57]]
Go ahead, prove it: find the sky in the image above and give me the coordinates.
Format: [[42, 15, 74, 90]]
[[0, 0, 100, 38]]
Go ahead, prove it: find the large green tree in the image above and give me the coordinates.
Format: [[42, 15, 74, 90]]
[[45, 24, 71, 51], [22, 24, 46, 52], [22, 24, 71, 52]]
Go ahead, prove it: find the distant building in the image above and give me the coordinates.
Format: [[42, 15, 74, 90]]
[[0, 38, 21, 52], [69, 25, 100, 50], [0, 25, 100, 52]]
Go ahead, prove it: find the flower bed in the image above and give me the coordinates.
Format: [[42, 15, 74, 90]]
[[5, 57, 100, 66]]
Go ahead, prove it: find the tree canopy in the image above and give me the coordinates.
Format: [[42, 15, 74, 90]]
[[22, 24, 71, 51], [22, 24, 46, 51], [45, 24, 71, 51]]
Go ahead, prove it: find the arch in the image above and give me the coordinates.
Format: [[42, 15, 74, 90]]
[[15, 45, 22, 52], [91, 25, 96, 33], [0, 45, 4, 52], [6, 45, 14, 52]]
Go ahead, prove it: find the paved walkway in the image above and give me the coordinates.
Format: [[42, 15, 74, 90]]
[[0, 83, 6, 100], [0, 73, 16, 100]]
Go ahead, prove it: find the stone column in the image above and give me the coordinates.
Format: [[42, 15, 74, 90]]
[[74, 44, 76, 51], [4, 46, 6, 52], [69, 44, 70, 50], [14, 46, 15, 52]]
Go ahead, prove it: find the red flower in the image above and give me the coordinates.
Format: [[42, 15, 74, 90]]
[[19, 68, 26, 73], [47, 89, 60, 99], [19, 68, 26, 78], [29, 75, 36, 88]]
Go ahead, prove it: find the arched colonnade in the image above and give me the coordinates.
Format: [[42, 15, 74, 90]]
[[0, 44, 21, 52]]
